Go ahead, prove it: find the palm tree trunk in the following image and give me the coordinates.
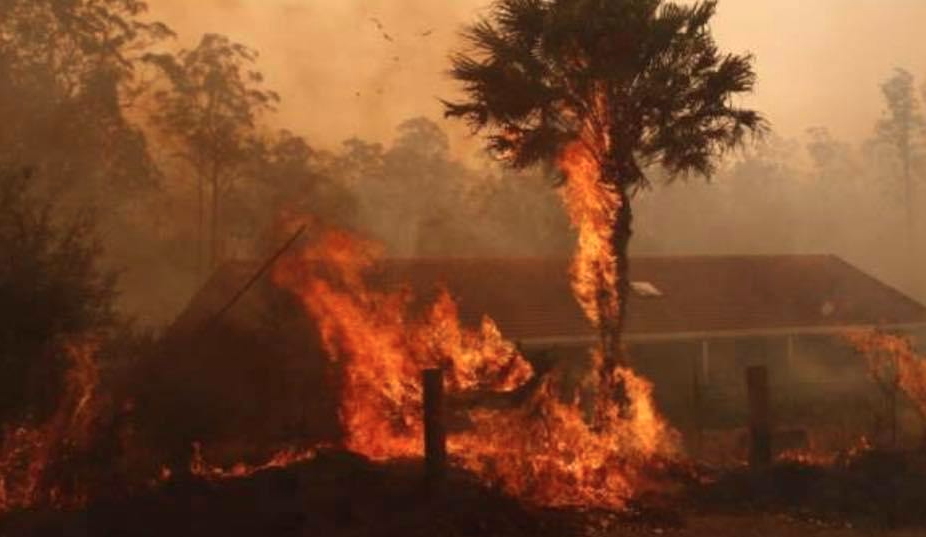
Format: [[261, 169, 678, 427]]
[[612, 186, 632, 367], [601, 180, 632, 412]]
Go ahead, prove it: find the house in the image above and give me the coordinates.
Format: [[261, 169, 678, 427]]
[[171, 254, 926, 444], [374, 255, 926, 431]]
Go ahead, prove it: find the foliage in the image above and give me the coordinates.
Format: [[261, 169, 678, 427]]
[[252, 130, 359, 233], [875, 68, 926, 173], [445, 0, 765, 372], [0, 167, 117, 423], [0, 0, 170, 196], [328, 117, 572, 258], [444, 0, 765, 186], [146, 33, 280, 271]]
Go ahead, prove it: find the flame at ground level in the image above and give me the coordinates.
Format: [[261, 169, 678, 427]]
[[0, 338, 100, 513], [273, 222, 678, 509], [189, 443, 320, 481]]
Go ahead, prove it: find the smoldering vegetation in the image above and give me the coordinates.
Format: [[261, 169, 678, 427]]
[[2, 0, 926, 533]]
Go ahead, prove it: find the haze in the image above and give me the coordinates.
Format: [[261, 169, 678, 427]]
[[149, 0, 926, 151]]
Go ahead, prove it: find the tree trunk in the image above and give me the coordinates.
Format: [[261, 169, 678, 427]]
[[902, 141, 916, 291], [598, 183, 632, 373], [196, 174, 204, 282], [599, 177, 632, 412], [210, 171, 220, 270], [612, 185, 632, 367]]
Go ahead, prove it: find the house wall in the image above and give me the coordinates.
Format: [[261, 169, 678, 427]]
[[627, 333, 920, 452], [525, 333, 921, 452]]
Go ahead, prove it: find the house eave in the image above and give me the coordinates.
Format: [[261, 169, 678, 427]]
[[516, 322, 926, 349]]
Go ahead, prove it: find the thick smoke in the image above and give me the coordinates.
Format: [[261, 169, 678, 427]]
[[146, 0, 926, 149]]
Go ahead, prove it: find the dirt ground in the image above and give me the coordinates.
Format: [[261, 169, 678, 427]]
[[613, 514, 925, 537], [4, 451, 926, 537]]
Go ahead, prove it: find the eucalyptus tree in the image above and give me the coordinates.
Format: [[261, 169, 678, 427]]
[[147, 34, 279, 276], [875, 68, 925, 282]]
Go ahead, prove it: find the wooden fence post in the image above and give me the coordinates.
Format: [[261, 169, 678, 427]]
[[746, 366, 771, 467], [423, 368, 447, 484], [690, 351, 703, 456]]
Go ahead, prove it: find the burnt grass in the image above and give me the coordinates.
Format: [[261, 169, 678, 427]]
[[692, 450, 926, 529], [4, 449, 926, 536], [0, 450, 593, 537]]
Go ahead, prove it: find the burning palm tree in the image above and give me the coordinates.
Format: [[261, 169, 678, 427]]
[[444, 0, 765, 382]]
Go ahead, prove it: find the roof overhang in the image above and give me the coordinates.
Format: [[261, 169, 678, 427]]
[[517, 322, 926, 350]]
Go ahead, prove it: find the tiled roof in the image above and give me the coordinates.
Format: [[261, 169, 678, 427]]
[[175, 255, 926, 343], [375, 256, 926, 342]]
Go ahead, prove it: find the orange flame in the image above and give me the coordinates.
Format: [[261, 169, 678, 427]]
[[452, 351, 676, 508], [189, 442, 319, 480], [845, 329, 926, 419], [273, 223, 677, 509], [0, 338, 100, 513], [558, 139, 621, 332], [273, 228, 533, 460], [777, 435, 872, 467]]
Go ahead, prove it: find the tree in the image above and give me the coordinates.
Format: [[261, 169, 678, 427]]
[[245, 130, 358, 248], [0, 0, 171, 197], [0, 167, 117, 424], [875, 68, 925, 281], [147, 34, 279, 278], [444, 0, 764, 373]]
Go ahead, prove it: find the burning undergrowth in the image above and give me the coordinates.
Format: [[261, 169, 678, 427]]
[[272, 222, 679, 509], [0, 338, 100, 512], [0, 218, 679, 516]]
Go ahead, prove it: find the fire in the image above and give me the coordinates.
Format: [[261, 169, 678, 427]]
[[272, 228, 533, 460], [189, 443, 319, 480], [452, 352, 675, 508], [558, 139, 620, 333], [778, 435, 872, 467], [845, 329, 926, 420], [0, 338, 100, 513], [273, 223, 677, 509]]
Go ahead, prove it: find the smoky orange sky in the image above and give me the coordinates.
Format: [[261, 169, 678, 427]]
[[148, 0, 926, 155]]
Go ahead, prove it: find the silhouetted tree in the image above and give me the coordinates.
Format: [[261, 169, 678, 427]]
[[0, 0, 171, 196], [445, 0, 765, 370], [0, 167, 117, 424], [875, 68, 925, 279], [246, 130, 358, 246], [147, 34, 279, 277]]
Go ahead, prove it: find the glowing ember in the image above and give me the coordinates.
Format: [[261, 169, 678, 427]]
[[0, 338, 100, 513], [777, 435, 872, 467], [273, 222, 677, 509], [190, 442, 319, 480]]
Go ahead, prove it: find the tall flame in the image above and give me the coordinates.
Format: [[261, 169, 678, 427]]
[[272, 223, 677, 509], [558, 139, 621, 333], [272, 228, 533, 460]]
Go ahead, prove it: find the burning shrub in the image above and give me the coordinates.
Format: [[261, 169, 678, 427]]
[[0, 166, 117, 425], [272, 221, 679, 509], [845, 329, 926, 446]]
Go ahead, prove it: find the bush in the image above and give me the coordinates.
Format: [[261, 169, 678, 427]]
[[0, 166, 117, 423]]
